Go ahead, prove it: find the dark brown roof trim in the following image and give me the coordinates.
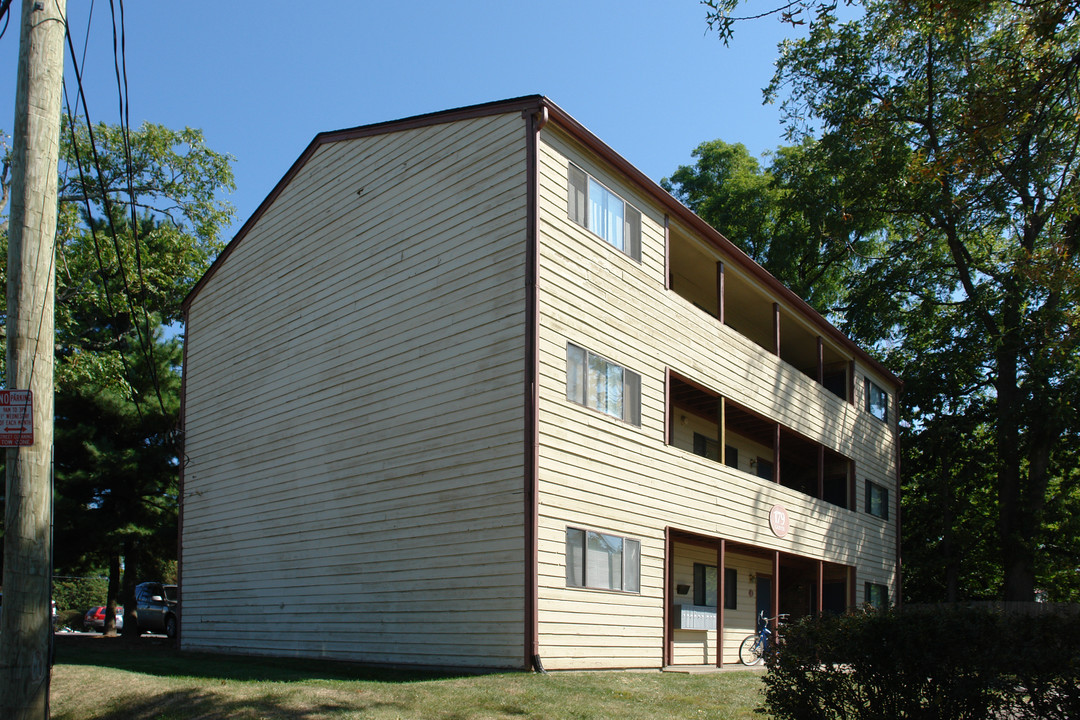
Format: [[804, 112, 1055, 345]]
[[535, 97, 899, 388], [182, 95, 545, 313], [182, 94, 897, 387]]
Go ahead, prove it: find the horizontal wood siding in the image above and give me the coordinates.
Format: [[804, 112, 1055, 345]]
[[535, 127, 899, 669], [669, 544, 772, 665], [182, 112, 530, 668]]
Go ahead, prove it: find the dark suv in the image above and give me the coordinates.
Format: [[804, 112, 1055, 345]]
[[135, 582, 178, 638]]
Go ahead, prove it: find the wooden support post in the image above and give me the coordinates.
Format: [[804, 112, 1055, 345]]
[[773, 424, 781, 485], [716, 261, 725, 324], [817, 561, 825, 616], [717, 396, 724, 464], [850, 566, 858, 610], [1, 1, 67, 717], [772, 552, 781, 634], [850, 460, 857, 512], [664, 369, 672, 446], [817, 445, 825, 501], [717, 540, 726, 667], [664, 215, 671, 290], [849, 360, 856, 405], [773, 303, 781, 356], [664, 529, 673, 667], [817, 337, 824, 384]]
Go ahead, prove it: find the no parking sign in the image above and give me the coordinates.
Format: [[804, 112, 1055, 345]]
[[0, 390, 34, 446]]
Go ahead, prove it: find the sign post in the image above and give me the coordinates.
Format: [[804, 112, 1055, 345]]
[[0, 390, 34, 446]]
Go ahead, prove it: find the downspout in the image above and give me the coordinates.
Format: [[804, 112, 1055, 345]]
[[177, 307, 190, 645], [895, 388, 903, 609], [524, 103, 548, 673]]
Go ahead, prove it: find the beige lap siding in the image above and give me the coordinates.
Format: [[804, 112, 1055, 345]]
[[183, 112, 531, 668], [533, 127, 898, 669]]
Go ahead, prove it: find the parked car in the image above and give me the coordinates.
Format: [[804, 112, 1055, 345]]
[[84, 605, 123, 632], [135, 581, 178, 638]]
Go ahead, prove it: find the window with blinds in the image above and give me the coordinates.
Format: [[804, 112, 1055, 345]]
[[568, 162, 642, 261]]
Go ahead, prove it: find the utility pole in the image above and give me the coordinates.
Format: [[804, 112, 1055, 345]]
[[1, 1, 67, 718]]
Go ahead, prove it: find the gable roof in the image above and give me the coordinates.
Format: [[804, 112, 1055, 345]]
[[183, 95, 899, 388]]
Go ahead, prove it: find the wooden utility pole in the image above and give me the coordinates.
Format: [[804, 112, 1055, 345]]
[[1, 1, 67, 718]]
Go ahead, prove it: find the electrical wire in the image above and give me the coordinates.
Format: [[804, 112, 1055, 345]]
[[0, 0, 13, 42], [62, 7, 179, 422], [61, 11, 146, 422], [108, 0, 169, 417]]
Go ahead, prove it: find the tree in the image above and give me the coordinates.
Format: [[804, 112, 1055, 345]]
[[701, 0, 1080, 601], [1, 119, 234, 623], [662, 138, 888, 315]]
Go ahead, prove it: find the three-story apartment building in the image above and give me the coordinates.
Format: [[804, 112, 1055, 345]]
[[180, 96, 900, 671]]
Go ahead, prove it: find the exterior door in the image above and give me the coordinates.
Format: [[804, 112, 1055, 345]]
[[756, 576, 772, 624]]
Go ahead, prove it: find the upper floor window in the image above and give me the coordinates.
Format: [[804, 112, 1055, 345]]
[[865, 378, 889, 423], [866, 480, 889, 520], [566, 343, 641, 426], [568, 163, 642, 261], [566, 527, 641, 593]]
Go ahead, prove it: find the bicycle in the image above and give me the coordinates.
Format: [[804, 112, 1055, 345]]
[[739, 610, 788, 665]]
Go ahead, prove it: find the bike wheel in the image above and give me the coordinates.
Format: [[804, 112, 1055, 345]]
[[739, 634, 764, 665]]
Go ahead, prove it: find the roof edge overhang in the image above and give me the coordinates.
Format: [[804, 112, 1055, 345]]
[[181, 95, 547, 315], [181, 94, 899, 388], [536, 97, 900, 389]]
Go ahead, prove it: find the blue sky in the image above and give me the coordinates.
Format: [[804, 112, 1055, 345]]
[[1, 1, 798, 239]]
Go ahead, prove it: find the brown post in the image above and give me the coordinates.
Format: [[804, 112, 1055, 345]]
[[817, 445, 825, 501], [773, 303, 781, 356], [664, 368, 672, 446], [664, 215, 671, 290], [717, 539, 726, 667], [850, 566, 858, 610], [716, 261, 725, 324], [718, 397, 726, 465], [817, 337, 824, 384], [817, 561, 825, 616], [849, 361, 856, 405], [850, 460, 857, 512], [772, 552, 781, 634], [773, 424, 781, 484], [664, 529, 673, 667]]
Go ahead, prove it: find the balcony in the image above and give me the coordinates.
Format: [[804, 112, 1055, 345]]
[[668, 374, 852, 509], [669, 228, 850, 402]]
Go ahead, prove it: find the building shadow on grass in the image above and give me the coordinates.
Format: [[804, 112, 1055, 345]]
[[53, 633, 474, 684], [69, 688, 408, 720]]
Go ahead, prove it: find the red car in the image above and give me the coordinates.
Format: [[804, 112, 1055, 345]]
[[84, 605, 123, 632]]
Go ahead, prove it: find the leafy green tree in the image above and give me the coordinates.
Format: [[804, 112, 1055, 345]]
[[663, 138, 888, 315], [701, 0, 1080, 601], [1, 119, 234, 628]]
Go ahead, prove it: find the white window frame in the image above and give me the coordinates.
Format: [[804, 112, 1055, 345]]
[[865, 378, 889, 423], [866, 480, 889, 520], [566, 343, 642, 426], [567, 162, 642, 262], [565, 527, 641, 593]]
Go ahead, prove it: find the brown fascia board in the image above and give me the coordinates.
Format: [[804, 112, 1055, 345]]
[[181, 94, 899, 389], [535, 97, 900, 390], [181, 95, 546, 314]]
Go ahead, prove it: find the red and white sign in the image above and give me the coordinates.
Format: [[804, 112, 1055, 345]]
[[0, 390, 34, 446], [769, 504, 790, 538]]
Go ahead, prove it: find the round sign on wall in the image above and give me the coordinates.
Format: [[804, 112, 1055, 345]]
[[769, 504, 790, 538]]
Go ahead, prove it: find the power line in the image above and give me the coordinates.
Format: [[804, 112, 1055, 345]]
[[61, 13, 150, 422]]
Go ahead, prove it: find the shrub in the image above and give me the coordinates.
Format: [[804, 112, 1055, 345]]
[[52, 576, 108, 614], [762, 606, 1080, 720], [55, 609, 86, 631]]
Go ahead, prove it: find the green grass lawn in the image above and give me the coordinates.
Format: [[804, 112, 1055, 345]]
[[49, 634, 768, 719]]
